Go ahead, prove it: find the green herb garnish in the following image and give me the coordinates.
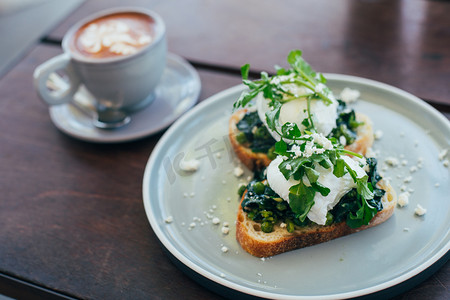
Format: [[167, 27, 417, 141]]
[[234, 50, 334, 139]]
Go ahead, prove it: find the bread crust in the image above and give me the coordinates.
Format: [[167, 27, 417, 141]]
[[236, 180, 396, 257], [229, 109, 374, 171]]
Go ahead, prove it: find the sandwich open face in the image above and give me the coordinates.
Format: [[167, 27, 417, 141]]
[[230, 50, 396, 257]]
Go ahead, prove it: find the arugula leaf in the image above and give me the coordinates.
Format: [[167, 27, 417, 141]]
[[333, 158, 346, 177], [241, 64, 250, 80], [311, 181, 330, 197], [346, 196, 378, 228], [274, 140, 288, 156], [356, 176, 374, 200], [318, 157, 332, 169], [289, 182, 315, 222], [304, 166, 319, 184], [287, 50, 303, 66], [279, 157, 308, 180], [281, 122, 301, 140], [264, 101, 284, 137]]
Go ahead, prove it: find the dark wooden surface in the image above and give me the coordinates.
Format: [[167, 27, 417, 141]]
[[46, 0, 450, 108], [0, 1, 448, 299]]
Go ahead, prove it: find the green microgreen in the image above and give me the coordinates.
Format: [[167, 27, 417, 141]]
[[233, 50, 334, 139]]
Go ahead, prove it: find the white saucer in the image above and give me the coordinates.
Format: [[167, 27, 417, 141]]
[[49, 53, 201, 143]]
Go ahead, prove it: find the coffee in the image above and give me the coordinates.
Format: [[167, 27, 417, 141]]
[[71, 12, 155, 59]]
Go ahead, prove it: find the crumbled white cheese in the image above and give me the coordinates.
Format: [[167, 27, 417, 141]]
[[179, 159, 200, 172], [385, 157, 399, 167], [221, 246, 229, 253], [374, 130, 383, 140], [189, 222, 196, 228], [164, 216, 173, 223], [280, 222, 287, 228], [443, 159, 449, 168], [403, 176, 412, 183], [340, 87, 360, 103], [397, 192, 409, 207], [220, 273, 226, 278], [409, 166, 418, 173], [414, 204, 427, 216], [234, 166, 244, 177], [438, 149, 448, 161], [216, 152, 222, 159], [223, 221, 229, 227], [401, 160, 408, 166], [212, 217, 220, 225], [221, 226, 230, 235]]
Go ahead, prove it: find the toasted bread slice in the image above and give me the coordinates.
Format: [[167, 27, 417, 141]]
[[236, 180, 396, 257], [229, 109, 374, 171]]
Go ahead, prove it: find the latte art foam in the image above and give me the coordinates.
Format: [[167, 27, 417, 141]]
[[72, 12, 155, 58]]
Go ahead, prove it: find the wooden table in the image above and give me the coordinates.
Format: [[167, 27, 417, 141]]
[[1, 1, 448, 299]]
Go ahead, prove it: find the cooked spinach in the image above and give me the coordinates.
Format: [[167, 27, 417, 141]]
[[236, 111, 276, 154], [328, 100, 362, 145], [241, 179, 309, 233], [331, 157, 384, 228]]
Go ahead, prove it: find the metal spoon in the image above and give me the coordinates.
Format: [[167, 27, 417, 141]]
[[94, 108, 131, 129]]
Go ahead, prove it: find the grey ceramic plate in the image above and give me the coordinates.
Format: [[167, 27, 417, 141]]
[[143, 74, 449, 299], [49, 53, 201, 143]]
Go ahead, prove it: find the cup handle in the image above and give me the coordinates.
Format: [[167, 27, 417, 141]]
[[33, 53, 81, 105]]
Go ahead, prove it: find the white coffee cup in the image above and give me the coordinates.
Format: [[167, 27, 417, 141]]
[[33, 7, 167, 127]]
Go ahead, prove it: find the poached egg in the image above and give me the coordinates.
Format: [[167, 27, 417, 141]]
[[256, 83, 338, 141], [266, 155, 367, 225]]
